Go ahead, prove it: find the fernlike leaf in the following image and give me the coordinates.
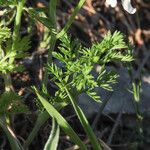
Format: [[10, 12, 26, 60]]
[[25, 8, 53, 30], [0, 92, 28, 115], [0, 26, 11, 43], [0, 0, 17, 6], [14, 36, 31, 58]]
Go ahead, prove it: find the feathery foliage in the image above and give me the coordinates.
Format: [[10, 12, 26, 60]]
[[0, 91, 28, 116], [0, 0, 136, 149], [47, 31, 133, 102], [0, 0, 17, 6], [0, 26, 31, 73], [0, 26, 11, 43]]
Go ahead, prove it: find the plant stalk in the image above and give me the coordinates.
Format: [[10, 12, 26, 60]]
[[1, 1, 26, 148], [24, 111, 49, 149], [4, 0, 25, 91], [0, 118, 22, 150], [28, 0, 87, 148], [12, 0, 25, 51], [35, 90, 87, 150], [56, 0, 86, 39], [43, 0, 57, 87], [65, 86, 102, 150]]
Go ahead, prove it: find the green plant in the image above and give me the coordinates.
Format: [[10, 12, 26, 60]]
[[0, 0, 134, 149], [127, 63, 143, 141], [0, 1, 29, 150], [37, 31, 132, 149]]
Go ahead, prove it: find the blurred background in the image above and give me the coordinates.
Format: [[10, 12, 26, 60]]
[[0, 0, 150, 149]]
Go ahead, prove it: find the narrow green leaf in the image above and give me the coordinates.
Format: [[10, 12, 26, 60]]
[[44, 117, 60, 150], [64, 87, 102, 150], [0, 118, 22, 150], [35, 90, 87, 150], [57, 0, 86, 39], [24, 111, 50, 149]]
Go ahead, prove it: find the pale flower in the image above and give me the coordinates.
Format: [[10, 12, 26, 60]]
[[105, 0, 136, 14]]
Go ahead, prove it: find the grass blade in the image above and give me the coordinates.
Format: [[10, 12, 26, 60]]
[[44, 117, 60, 150], [35, 89, 87, 150], [65, 87, 102, 150], [0, 118, 22, 150], [57, 0, 86, 39], [24, 111, 50, 149]]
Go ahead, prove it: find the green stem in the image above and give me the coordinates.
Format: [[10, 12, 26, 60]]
[[132, 82, 143, 137], [64, 86, 102, 150], [47, 0, 57, 63], [35, 90, 87, 150], [23, 111, 49, 149], [12, 0, 25, 49], [3, 73, 13, 92], [43, 0, 85, 85], [24, 102, 68, 149], [44, 117, 60, 150], [43, 0, 57, 87], [0, 118, 22, 150], [4, 0, 25, 91], [1, 1, 26, 148], [26, 0, 86, 148], [56, 0, 86, 39]]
